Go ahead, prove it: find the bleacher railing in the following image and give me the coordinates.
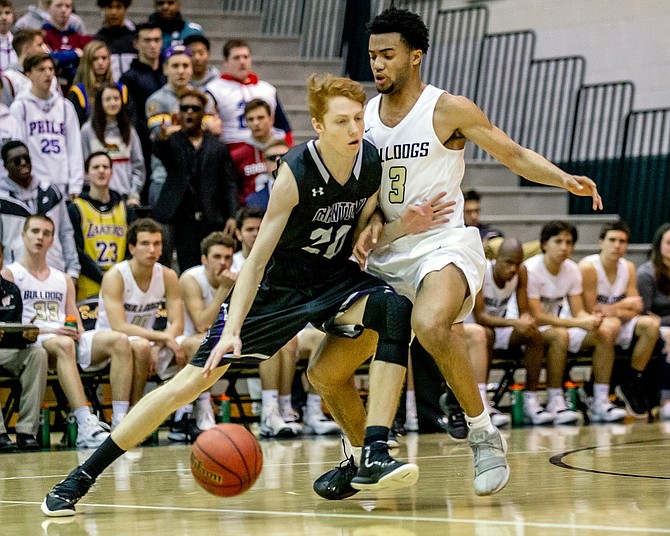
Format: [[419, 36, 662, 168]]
[[473, 30, 536, 161], [621, 108, 670, 242]]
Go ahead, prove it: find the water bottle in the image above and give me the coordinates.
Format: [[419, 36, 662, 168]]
[[38, 405, 51, 448], [509, 384, 525, 427], [564, 381, 578, 411], [66, 413, 78, 447], [217, 395, 231, 423], [64, 315, 79, 356]]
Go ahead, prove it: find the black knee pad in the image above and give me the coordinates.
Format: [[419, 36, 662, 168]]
[[362, 290, 412, 366]]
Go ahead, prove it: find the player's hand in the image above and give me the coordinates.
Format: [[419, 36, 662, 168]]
[[203, 333, 241, 377], [164, 337, 186, 368], [127, 196, 141, 206], [223, 217, 237, 237], [576, 314, 602, 331], [515, 313, 537, 335], [148, 346, 160, 376], [54, 326, 79, 340], [158, 120, 170, 141], [215, 269, 237, 288], [401, 192, 454, 235], [354, 215, 383, 268], [563, 175, 603, 211]]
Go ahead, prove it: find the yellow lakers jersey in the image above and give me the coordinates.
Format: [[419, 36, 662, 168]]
[[72, 197, 128, 301]]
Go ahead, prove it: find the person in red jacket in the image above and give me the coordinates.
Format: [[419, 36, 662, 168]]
[[42, 0, 91, 93]]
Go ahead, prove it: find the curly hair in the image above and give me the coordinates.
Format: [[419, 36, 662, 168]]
[[368, 6, 430, 53]]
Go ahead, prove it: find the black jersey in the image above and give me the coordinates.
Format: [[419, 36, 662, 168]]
[[277, 139, 382, 265]]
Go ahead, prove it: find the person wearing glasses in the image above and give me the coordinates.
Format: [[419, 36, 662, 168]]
[[152, 88, 237, 272], [229, 98, 290, 210]]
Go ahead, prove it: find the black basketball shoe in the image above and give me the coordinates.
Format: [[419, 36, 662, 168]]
[[350, 440, 419, 491], [41, 466, 95, 517], [168, 413, 202, 443], [313, 454, 359, 500], [616, 375, 649, 418], [439, 391, 468, 441]]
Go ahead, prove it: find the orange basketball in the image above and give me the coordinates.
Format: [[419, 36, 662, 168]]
[[190, 424, 263, 497]]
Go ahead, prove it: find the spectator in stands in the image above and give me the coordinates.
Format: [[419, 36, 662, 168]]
[[42, 0, 92, 93], [152, 88, 237, 271], [579, 221, 659, 418], [149, 0, 202, 52], [0, 0, 17, 71], [229, 99, 288, 209], [471, 238, 544, 426], [3, 214, 112, 447], [14, 0, 85, 33], [184, 34, 218, 89], [0, 28, 51, 106], [80, 83, 144, 201], [637, 222, 670, 420], [524, 220, 627, 424], [9, 53, 84, 198], [206, 39, 293, 149], [118, 22, 165, 196], [68, 40, 115, 125], [179, 231, 237, 430], [1, 140, 80, 279], [0, 241, 48, 451], [95, 218, 197, 441], [0, 78, 21, 179], [94, 0, 136, 81], [68, 152, 135, 301]]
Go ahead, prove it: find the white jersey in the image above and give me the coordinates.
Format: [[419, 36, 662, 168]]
[[9, 90, 84, 196], [181, 265, 216, 337], [96, 260, 165, 330], [231, 250, 246, 273], [524, 254, 582, 317], [482, 260, 518, 317], [6, 262, 67, 331], [581, 254, 629, 305], [205, 75, 277, 144], [364, 85, 465, 233]]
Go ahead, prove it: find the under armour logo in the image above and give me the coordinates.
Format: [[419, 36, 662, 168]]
[[312, 187, 324, 197]]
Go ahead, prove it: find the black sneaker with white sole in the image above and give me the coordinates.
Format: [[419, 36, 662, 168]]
[[167, 413, 202, 443], [313, 454, 359, 500], [41, 466, 95, 517], [350, 441, 419, 491]]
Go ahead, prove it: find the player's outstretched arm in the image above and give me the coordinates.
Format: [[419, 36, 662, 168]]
[[445, 95, 602, 210], [203, 163, 298, 376]]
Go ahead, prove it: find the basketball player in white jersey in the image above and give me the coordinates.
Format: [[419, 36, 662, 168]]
[[179, 231, 237, 430], [2, 214, 129, 447], [350, 7, 600, 495], [95, 218, 196, 440], [471, 239, 549, 426], [579, 221, 660, 418]]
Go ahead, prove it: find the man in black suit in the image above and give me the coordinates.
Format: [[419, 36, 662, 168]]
[[152, 88, 237, 272]]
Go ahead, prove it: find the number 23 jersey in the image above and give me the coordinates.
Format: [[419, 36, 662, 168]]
[[364, 84, 466, 233], [277, 139, 381, 265]]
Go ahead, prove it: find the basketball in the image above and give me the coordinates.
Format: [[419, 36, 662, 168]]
[[190, 424, 263, 497]]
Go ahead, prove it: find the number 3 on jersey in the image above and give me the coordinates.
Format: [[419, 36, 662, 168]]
[[389, 166, 407, 204]]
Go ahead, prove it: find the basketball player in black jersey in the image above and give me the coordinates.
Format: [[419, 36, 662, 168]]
[[42, 74, 454, 516]]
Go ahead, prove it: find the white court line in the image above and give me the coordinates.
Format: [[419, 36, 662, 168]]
[[2, 500, 670, 533]]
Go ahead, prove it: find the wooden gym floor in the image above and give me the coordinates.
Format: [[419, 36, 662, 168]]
[[2, 421, 670, 535]]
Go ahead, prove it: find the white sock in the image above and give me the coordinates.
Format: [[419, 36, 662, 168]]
[[278, 394, 293, 417], [112, 401, 129, 424], [594, 383, 610, 402], [465, 408, 493, 432], [478, 383, 488, 405], [73, 406, 91, 426], [405, 390, 417, 416], [344, 436, 362, 461], [547, 388, 563, 401], [307, 393, 322, 412], [523, 391, 538, 404], [174, 403, 193, 421], [197, 392, 211, 406], [261, 390, 279, 415]]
